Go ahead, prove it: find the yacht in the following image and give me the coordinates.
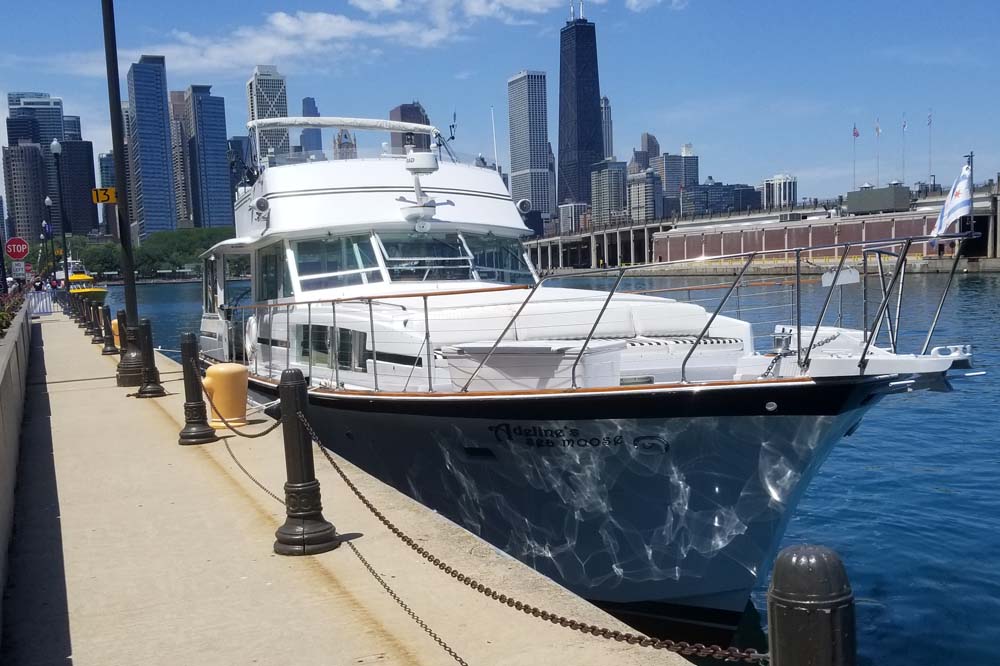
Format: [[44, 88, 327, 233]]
[[199, 117, 974, 634]]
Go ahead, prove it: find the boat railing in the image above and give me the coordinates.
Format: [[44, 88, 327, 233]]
[[218, 231, 973, 392]]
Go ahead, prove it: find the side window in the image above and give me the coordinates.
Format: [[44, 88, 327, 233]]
[[203, 258, 218, 313], [256, 243, 284, 301]]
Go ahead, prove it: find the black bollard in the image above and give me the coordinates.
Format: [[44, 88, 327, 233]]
[[90, 303, 105, 344], [274, 368, 340, 555], [136, 318, 167, 398], [768, 544, 856, 666], [78, 297, 89, 328], [116, 310, 127, 361], [178, 333, 218, 445], [101, 305, 118, 355]]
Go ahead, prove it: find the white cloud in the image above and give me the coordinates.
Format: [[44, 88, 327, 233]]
[[2, 2, 674, 82], [624, 0, 688, 11]]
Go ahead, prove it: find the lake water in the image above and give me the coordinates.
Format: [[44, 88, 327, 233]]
[[106, 275, 1000, 665]]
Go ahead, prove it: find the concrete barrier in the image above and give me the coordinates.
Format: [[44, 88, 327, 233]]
[[0, 301, 33, 645]]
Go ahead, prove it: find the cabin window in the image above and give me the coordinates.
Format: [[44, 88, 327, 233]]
[[203, 258, 218, 313], [337, 328, 368, 372], [298, 324, 330, 365], [256, 243, 290, 300], [463, 234, 534, 284], [295, 235, 383, 291], [375, 232, 473, 281]]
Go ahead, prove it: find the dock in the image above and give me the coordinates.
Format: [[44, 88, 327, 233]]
[[0, 310, 691, 665]]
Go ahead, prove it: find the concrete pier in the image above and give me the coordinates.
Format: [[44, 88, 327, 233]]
[[1, 313, 689, 665]]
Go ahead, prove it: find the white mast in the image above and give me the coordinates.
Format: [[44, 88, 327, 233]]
[[490, 106, 500, 173]]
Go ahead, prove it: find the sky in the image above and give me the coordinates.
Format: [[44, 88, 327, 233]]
[[1, 0, 998, 203]]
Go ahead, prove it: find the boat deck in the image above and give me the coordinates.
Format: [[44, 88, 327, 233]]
[[1, 312, 689, 665]]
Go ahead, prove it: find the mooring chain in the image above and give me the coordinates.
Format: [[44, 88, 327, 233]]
[[297, 411, 769, 664], [197, 381, 469, 666], [191, 359, 282, 439], [346, 540, 470, 666], [760, 331, 841, 378]]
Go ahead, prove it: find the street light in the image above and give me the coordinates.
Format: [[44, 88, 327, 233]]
[[50, 140, 72, 293], [44, 196, 56, 283]]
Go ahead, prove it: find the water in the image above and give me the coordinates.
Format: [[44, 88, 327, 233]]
[[108, 275, 1000, 664]]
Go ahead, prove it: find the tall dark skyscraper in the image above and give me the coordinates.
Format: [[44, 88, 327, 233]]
[[63, 115, 82, 140], [184, 85, 233, 228], [389, 102, 431, 154], [557, 7, 603, 206], [127, 55, 177, 238], [300, 97, 322, 153], [60, 140, 99, 236]]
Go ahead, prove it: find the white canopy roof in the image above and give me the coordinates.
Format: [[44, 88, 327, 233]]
[[246, 116, 440, 137]]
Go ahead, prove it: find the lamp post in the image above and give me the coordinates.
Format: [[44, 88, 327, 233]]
[[100, 0, 144, 387], [39, 232, 48, 280], [49, 142, 72, 294]]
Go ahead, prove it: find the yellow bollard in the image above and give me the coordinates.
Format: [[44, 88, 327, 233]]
[[111, 319, 121, 348], [203, 363, 249, 429]]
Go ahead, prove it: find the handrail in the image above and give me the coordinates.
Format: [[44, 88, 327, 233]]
[[802, 245, 851, 368], [570, 268, 627, 389], [858, 240, 912, 372], [680, 253, 756, 383], [229, 230, 973, 393], [921, 239, 963, 355]]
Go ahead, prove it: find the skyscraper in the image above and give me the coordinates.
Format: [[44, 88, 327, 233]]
[[127, 55, 177, 238], [507, 70, 553, 219], [600, 96, 613, 160], [98, 152, 116, 235], [641, 133, 660, 160], [2, 143, 46, 239], [8, 92, 65, 232], [389, 102, 431, 154], [246, 65, 290, 158], [628, 168, 663, 223], [590, 159, 627, 227], [761, 174, 798, 209], [557, 7, 603, 205], [121, 100, 139, 235], [60, 140, 99, 236], [332, 129, 358, 160], [681, 143, 699, 189], [168, 90, 192, 228], [184, 85, 234, 228], [63, 115, 82, 140], [300, 97, 322, 153], [6, 117, 40, 145]]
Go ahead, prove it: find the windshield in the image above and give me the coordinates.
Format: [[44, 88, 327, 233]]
[[375, 231, 533, 283], [289, 231, 534, 291]]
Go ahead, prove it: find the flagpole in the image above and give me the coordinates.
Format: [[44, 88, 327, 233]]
[[928, 109, 933, 184], [902, 115, 906, 184], [876, 124, 880, 187], [853, 134, 856, 190]]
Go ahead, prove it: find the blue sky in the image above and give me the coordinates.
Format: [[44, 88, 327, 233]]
[[1, 0, 997, 199]]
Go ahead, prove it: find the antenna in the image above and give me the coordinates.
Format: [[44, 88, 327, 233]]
[[569, 1, 574, 20], [580, 0, 584, 18], [490, 106, 500, 173]]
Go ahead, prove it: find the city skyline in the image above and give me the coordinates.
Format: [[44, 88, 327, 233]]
[[0, 1, 997, 206]]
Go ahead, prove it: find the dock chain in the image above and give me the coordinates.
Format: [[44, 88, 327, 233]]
[[297, 411, 770, 664]]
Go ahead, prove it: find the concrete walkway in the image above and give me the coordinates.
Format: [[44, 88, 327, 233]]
[[1, 313, 690, 666]]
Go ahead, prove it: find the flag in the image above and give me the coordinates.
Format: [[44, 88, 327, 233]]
[[902, 117, 908, 132], [932, 164, 973, 237], [875, 118, 882, 136], [42, 221, 51, 239], [853, 124, 859, 138], [927, 111, 932, 126]]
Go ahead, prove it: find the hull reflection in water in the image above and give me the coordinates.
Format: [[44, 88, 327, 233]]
[[291, 379, 880, 633]]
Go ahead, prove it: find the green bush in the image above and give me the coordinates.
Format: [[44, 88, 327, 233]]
[[0, 293, 25, 338]]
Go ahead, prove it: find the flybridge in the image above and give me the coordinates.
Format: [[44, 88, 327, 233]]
[[246, 116, 441, 136]]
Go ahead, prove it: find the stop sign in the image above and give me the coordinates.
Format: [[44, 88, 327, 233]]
[[5, 237, 29, 261]]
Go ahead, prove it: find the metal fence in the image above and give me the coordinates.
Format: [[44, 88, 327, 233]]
[[25, 291, 54, 316]]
